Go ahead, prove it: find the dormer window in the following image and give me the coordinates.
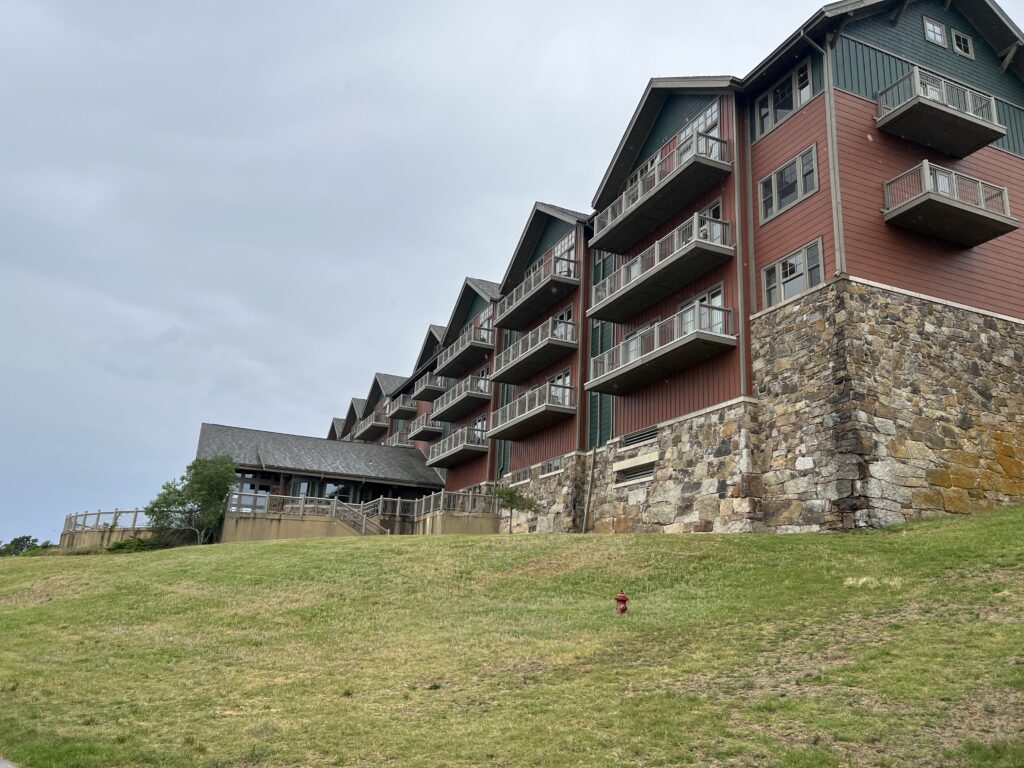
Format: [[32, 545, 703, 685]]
[[755, 59, 813, 139]]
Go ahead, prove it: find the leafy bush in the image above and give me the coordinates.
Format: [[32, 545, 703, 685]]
[[107, 536, 160, 553]]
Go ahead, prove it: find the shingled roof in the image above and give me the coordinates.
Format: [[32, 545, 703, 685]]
[[197, 424, 444, 488]]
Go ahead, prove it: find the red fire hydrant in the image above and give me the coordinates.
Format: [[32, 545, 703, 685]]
[[615, 589, 629, 615]]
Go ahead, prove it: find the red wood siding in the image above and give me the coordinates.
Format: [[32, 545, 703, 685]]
[[412, 397, 432, 459], [835, 90, 1024, 318], [445, 455, 489, 491], [750, 93, 835, 312], [610, 94, 742, 435]]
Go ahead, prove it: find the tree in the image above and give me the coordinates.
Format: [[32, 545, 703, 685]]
[[0, 536, 39, 557], [494, 486, 540, 534], [146, 455, 236, 545]]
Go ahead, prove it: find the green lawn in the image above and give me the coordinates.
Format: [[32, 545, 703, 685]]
[[1, 510, 1022, 768]]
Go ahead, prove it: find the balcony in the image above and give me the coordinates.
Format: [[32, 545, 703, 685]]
[[431, 375, 492, 422], [876, 67, 1005, 157], [435, 326, 495, 378], [587, 304, 736, 395], [384, 430, 413, 448], [354, 409, 388, 441], [426, 427, 489, 468], [385, 394, 417, 420], [591, 132, 732, 254], [412, 372, 450, 402], [495, 253, 580, 331], [409, 412, 443, 441], [588, 214, 734, 322], [492, 319, 578, 384], [487, 383, 576, 441], [883, 161, 1018, 247]]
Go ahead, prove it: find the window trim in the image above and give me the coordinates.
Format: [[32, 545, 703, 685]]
[[923, 17, 947, 48], [762, 238, 824, 310], [758, 144, 819, 225], [678, 282, 724, 313], [753, 58, 815, 140], [951, 28, 975, 59]]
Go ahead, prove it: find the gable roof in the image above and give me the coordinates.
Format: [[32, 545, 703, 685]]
[[439, 277, 501, 346], [413, 324, 446, 372], [339, 397, 367, 438], [327, 417, 346, 440], [198, 424, 443, 488], [365, 372, 407, 411], [498, 202, 590, 294], [592, 0, 1024, 210]]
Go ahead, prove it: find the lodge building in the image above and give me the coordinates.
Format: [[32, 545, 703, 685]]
[[200, 0, 1024, 536]]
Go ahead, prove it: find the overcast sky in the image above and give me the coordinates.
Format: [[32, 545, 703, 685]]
[[3, 0, 1022, 543]]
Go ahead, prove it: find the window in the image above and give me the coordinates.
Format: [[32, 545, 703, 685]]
[[679, 285, 725, 334], [472, 416, 487, 436], [623, 320, 658, 364], [624, 102, 720, 190], [699, 200, 724, 243], [755, 59, 813, 138], [549, 369, 572, 406], [553, 306, 573, 339], [760, 146, 817, 222], [924, 17, 947, 47], [952, 29, 974, 59], [763, 241, 823, 307]]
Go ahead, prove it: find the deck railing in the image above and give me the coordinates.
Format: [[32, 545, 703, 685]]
[[592, 214, 732, 307], [433, 375, 491, 413], [496, 252, 579, 319], [877, 66, 999, 123], [413, 372, 450, 397], [436, 325, 494, 370], [385, 394, 416, 418], [493, 318, 576, 374], [409, 412, 442, 435], [590, 304, 733, 380], [384, 430, 412, 447], [413, 489, 500, 519], [63, 509, 150, 532], [354, 408, 387, 436], [224, 492, 390, 534], [491, 383, 576, 432], [883, 160, 1010, 216], [428, 427, 488, 463], [594, 131, 730, 237]]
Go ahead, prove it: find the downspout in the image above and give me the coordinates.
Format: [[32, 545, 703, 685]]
[[819, 31, 848, 275], [730, 91, 750, 397]]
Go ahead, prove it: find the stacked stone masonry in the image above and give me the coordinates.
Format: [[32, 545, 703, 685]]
[[504, 279, 1023, 533]]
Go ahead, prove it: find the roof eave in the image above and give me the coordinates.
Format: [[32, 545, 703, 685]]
[[498, 202, 589, 293]]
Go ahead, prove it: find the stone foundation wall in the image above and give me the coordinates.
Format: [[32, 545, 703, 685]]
[[583, 399, 761, 533], [497, 453, 585, 534], [753, 278, 1024, 530]]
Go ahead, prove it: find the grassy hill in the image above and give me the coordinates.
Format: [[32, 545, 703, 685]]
[[1, 510, 1022, 768]]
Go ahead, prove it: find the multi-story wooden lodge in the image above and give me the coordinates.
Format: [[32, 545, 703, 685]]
[[200, 0, 1024, 537]]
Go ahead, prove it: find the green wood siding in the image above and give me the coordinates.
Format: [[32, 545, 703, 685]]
[[833, 34, 1024, 157], [454, 292, 490, 331], [527, 218, 573, 268], [632, 94, 716, 173], [840, 0, 1024, 106]]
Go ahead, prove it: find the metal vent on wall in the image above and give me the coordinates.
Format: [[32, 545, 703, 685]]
[[621, 426, 658, 447], [616, 463, 655, 483]]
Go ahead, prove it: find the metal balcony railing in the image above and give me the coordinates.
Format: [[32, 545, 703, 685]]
[[592, 214, 732, 307], [409, 412, 443, 437], [590, 304, 733, 381], [436, 325, 495, 371], [877, 66, 999, 124], [433, 375, 491, 414], [412, 372, 450, 398], [496, 252, 579, 320], [385, 394, 416, 418], [883, 160, 1010, 216], [384, 430, 412, 448], [427, 427, 489, 464], [594, 131, 730, 238], [490, 383, 576, 432], [493, 319, 577, 376], [354, 408, 387, 437]]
